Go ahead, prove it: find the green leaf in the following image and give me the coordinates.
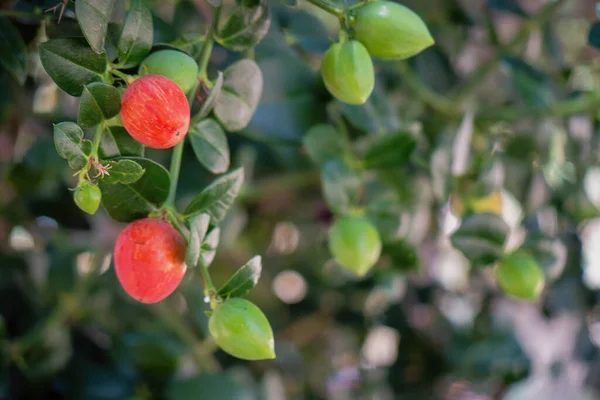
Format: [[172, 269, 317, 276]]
[[303, 124, 348, 165], [99, 157, 170, 222], [39, 38, 107, 97], [53, 122, 92, 170], [101, 159, 145, 184], [503, 57, 555, 109], [364, 131, 417, 169], [75, 0, 116, 53], [217, 256, 261, 298], [214, 59, 262, 131], [589, 22, 600, 49], [321, 159, 361, 214], [183, 168, 244, 223], [186, 213, 210, 268], [383, 239, 420, 272], [77, 82, 121, 128], [216, 0, 271, 52], [0, 17, 27, 85], [200, 227, 220, 267], [197, 71, 223, 119], [100, 125, 144, 158], [117, 0, 153, 68], [450, 213, 509, 266], [189, 119, 230, 174]]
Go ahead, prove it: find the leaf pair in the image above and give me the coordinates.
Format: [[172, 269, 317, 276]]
[[216, 0, 270, 52]]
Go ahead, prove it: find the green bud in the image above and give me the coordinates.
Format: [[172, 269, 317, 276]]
[[209, 298, 275, 361], [74, 180, 102, 215], [329, 216, 382, 276], [351, 1, 434, 60], [139, 50, 199, 94], [496, 251, 545, 301], [321, 40, 375, 105]]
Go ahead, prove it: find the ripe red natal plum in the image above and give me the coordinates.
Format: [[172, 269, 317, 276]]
[[114, 218, 187, 304], [120, 74, 190, 149]]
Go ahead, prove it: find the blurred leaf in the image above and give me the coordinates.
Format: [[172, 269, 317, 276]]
[[487, 0, 528, 17], [101, 159, 145, 184], [214, 59, 263, 131], [117, 0, 153, 68], [217, 255, 262, 298], [201, 227, 220, 267], [217, 0, 271, 52], [100, 125, 145, 158], [321, 158, 361, 214], [167, 373, 249, 400], [339, 83, 400, 133], [183, 168, 244, 223], [197, 71, 223, 119], [99, 157, 170, 222], [383, 239, 420, 272], [411, 46, 459, 94], [189, 118, 230, 174], [39, 38, 107, 96], [77, 82, 121, 128], [589, 22, 600, 50], [186, 213, 210, 268], [75, 0, 116, 53], [22, 325, 72, 380], [364, 131, 417, 169], [285, 11, 330, 53], [53, 122, 92, 170], [451, 213, 509, 266], [460, 334, 529, 381], [503, 57, 555, 108], [0, 17, 27, 85], [303, 124, 348, 165]]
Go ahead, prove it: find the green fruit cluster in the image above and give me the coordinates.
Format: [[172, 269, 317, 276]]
[[321, 1, 434, 105]]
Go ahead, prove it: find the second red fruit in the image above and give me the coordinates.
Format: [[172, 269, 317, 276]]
[[114, 218, 187, 304], [120, 74, 190, 149]]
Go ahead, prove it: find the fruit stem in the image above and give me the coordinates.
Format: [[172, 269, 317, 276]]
[[199, 258, 217, 295], [166, 140, 184, 208], [91, 123, 104, 158], [111, 69, 135, 85], [197, 5, 222, 79], [305, 0, 344, 17]]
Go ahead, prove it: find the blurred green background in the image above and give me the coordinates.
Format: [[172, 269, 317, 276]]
[[3, 0, 600, 399]]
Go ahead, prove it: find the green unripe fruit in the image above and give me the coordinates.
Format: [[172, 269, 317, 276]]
[[351, 1, 434, 60], [209, 298, 275, 360], [321, 40, 375, 105], [138, 50, 199, 94], [74, 181, 101, 215], [496, 252, 545, 301], [329, 216, 382, 276]]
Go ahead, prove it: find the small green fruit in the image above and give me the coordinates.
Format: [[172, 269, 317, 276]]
[[74, 181, 101, 215], [351, 1, 434, 60], [138, 50, 199, 94], [321, 40, 375, 105], [329, 216, 382, 276], [496, 252, 545, 301], [209, 298, 275, 360]]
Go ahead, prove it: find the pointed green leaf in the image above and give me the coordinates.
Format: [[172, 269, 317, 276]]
[[39, 38, 107, 97], [99, 157, 170, 222], [189, 118, 230, 174], [451, 213, 509, 266], [53, 122, 92, 170], [364, 131, 417, 169], [217, 256, 261, 298], [200, 227, 220, 267], [0, 17, 27, 85], [197, 71, 223, 119], [321, 158, 361, 214], [100, 125, 144, 158], [216, 0, 271, 52], [78, 82, 121, 128], [303, 124, 348, 165], [186, 213, 210, 268], [101, 159, 145, 184], [214, 59, 263, 131], [75, 0, 116, 53], [117, 0, 153, 68], [183, 168, 244, 223]]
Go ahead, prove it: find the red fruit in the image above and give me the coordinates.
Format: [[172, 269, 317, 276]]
[[120, 75, 190, 149], [114, 218, 187, 304]]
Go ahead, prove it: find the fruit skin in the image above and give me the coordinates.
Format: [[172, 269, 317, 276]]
[[351, 1, 434, 60], [114, 218, 187, 304], [321, 40, 374, 105], [209, 298, 275, 360], [496, 252, 545, 301], [74, 181, 101, 215], [329, 216, 382, 276], [120, 74, 190, 149], [138, 50, 199, 94]]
